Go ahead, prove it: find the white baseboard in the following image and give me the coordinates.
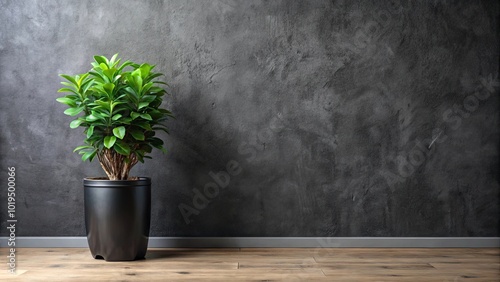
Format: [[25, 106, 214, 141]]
[[1, 237, 499, 248]]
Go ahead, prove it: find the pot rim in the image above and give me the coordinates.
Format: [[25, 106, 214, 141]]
[[83, 177, 151, 187]]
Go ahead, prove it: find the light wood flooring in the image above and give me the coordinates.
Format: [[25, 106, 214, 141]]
[[1, 248, 499, 281]]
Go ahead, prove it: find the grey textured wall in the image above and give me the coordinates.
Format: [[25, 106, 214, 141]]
[[0, 0, 498, 237]]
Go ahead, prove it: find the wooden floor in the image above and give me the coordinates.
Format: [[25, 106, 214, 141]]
[[1, 248, 499, 281]]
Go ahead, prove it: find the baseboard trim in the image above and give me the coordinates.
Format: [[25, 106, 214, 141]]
[[1, 237, 498, 248]]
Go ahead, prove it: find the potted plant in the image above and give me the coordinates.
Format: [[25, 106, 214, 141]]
[[56, 54, 173, 261]]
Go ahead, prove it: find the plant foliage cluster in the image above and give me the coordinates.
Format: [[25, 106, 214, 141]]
[[57, 54, 173, 180]]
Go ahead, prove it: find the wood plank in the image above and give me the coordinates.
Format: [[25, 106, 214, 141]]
[[0, 247, 498, 281]]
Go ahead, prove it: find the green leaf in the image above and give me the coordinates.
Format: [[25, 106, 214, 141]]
[[114, 141, 131, 156], [113, 126, 126, 139], [86, 126, 94, 138], [140, 64, 152, 77], [141, 82, 153, 94], [64, 107, 84, 116], [130, 129, 145, 141], [69, 119, 84, 129], [111, 101, 125, 111], [158, 146, 167, 154], [124, 87, 139, 103], [140, 113, 152, 120], [94, 55, 108, 66], [111, 114, 122, 121], [150, 137, 164, 147], [117, 61, 134, 73], [86, 114, 99, 122], [73, 145, 92, 152], [99, 62, 109, 70], [103, 83, 115, 95], [82, 149, 97, 162], [77, 73, 90, 86], [57, 88, 79, 95], [104, 136, 117, 149], [56, 96, 77, 107], [93, 100, 111, 111], [138, 101, 149, 109], [131, 112, 140, 120], [153, 126, 169, 134], [60, 74, 78, 86], [141, 95, 157, 103], [136, 153, 145, 163], [88, 150, 98, 162], [159, 108, 175, 116], [110, 53, 118, 64], [146, 72, 163, 81], [135, 122, 152, 130], [153, 81, 169, 86], [103, 69, 116, 80], [130, 70, 143, 92], [119, 117, 132, 124]]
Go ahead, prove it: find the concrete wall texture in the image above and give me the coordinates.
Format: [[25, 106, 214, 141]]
[[0, 0, 498, 237]]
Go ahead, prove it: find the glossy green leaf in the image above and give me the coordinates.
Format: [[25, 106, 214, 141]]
[[131, 112, 140, 120], [99, 62, 109, 71], [113, 126, 126, 139], [138, 101, 149, 109], [93, 100, 111, 111], [77, 73, 90, 86], [86, 126, 94, 138], [57, 88, 79, 95], [111, 101, 125, 110], [139, 64, 152, 79], [140, 113, 152, 120], [69, 119, 84, 128], [60, 74, 78, 86], [146, 72, 163, 81], [94, 55, 108, 65], [104, 136, 116, 149], [117, 60, 134, 72], [56, 97, 77, 106], [103, 68, 117, 80], [86, 114, 99, 121], [114, 141, 131, 156], [130, 129, 145, 141], [119, 117, 132, 124], [135, 122, 152, 130], [141, 95, 156, 103], [64, 107, 84, 116], [149, 137, 164, 147], [81, 149, 97, 162], [153, 126, 169, 134], [73, 145, 92, 152], [111, 114, 122, 121], [110, 53, 118, 63], [103, 83, 115, 94]]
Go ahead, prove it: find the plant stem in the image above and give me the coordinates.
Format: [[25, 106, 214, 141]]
[[97, 149, 138, 180]]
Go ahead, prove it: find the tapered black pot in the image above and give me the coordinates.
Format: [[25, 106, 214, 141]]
[[84, 177, 151, 261]]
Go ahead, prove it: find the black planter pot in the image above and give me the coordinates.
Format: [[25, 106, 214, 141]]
[[84, 177, 151, 261]]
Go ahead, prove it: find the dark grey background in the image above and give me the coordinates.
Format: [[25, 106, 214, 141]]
[[0, 0, 498, 237]]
